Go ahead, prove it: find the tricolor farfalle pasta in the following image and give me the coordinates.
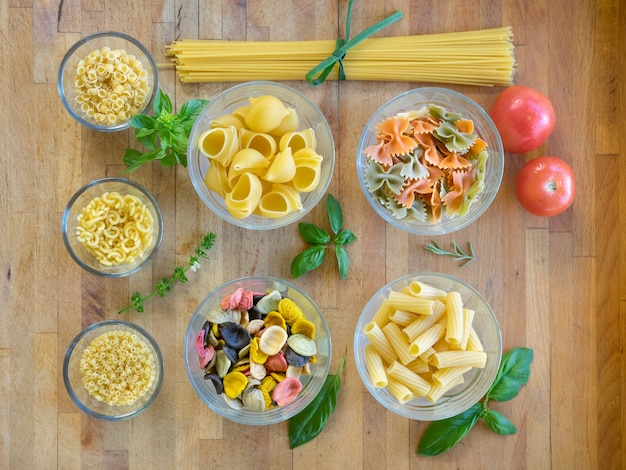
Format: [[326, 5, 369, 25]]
[[362, 281, 488, 404]]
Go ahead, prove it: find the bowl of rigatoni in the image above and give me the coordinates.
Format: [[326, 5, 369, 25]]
[[353, 272, 502, 421]]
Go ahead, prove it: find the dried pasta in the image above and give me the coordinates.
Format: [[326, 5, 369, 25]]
[[74, 47, 150, 125], [197, 94, 325, 220], [79, 330, 156, 406], [361, 281, 488, 404], [76, 191, 154, 266], [164, 27, 515, 87]]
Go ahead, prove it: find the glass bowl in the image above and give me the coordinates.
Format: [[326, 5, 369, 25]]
[[356, 87, 504, 235], [184, 276, 332, 425], [58, 31, 158, 132], [187, 81, 335, 230], [61, 177, 163, 278], [353, 272, 502, 421], [63, 320, 164, 421]]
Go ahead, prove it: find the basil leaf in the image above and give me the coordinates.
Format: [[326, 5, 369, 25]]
[[334, 229, 357, 246], [290, 245, 326, 278], [298, 222, 331, 245], [130, 114, 156, 130], [153, 89, 172, 115], [289, 358, 344, 448], [482, 408, 517, 435], [179, 99, 209, 119], [417, 402, 482, 456], [326, 194, 343, 235], [335, 245, 349, 280], [487, 347, 533, 402]]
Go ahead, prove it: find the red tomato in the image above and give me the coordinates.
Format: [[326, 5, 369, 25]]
[[489, 86, 556, 154], [515, 156, 575, 217]]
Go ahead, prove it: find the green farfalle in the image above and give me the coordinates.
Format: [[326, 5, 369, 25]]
[[433, 121, 477, 154], [428, 104, 464, 123], [457, 179, 485, 216], [399, 148, 430, 180], [375, 188, 427, 221], [364, 160, 405, 195]]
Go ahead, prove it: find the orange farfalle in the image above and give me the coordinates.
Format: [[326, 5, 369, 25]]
[[439, 152, 472, 170], [377, 116, 418, 157], [468, 137, 487, 156], [426, 182, 443, 223], [395, 177, 433, 208], [424, 159, 446, 182], [441, 169, 478, 213], [411, 117, 439, 135], [364, 138, 395, 167], [455, 119, 474, 134], [415, 133, 441, 166]]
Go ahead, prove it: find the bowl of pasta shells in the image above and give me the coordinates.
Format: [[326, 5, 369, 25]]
[[183, 275, 332, 425], [58, 31, 159, 132], [61, 177, 164, 277], [63, 320, 164, 421], [187, 81, 335, 230], [356, 87, 504, 235], [353, 272, 502, 421]]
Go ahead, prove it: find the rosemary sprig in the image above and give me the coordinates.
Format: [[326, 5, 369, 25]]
[[423, 240, 476, 268], [118, 232, 217, 314]]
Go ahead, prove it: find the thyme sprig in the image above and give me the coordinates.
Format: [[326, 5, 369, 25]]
[[424, 240, 476, 268], [118, 232, 216, 314]]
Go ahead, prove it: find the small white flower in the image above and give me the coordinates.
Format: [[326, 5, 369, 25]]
[[190, 261, 201, 272]]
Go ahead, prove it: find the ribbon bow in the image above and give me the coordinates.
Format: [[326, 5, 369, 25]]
[[306, 0, 403, 86]]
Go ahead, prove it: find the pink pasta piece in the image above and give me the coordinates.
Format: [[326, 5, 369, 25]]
[[441, 169, 478, 213], [395, 178, 433, 208], [415, 133, 441, 166], [272, 377, 303, 407]]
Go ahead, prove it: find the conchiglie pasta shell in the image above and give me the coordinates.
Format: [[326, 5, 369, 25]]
[[245, 95, 289, 133], [225, 172, 263, 219], [292, 147, 324, 164], [211, 113, 245, 130], [204, 162, 230, 196], [239, 128, 277, 159], [233, 105, 249, 120], [258, 184, 303, 218], [198, 126, 239, 166], [263, 148, 296, 184], [292, 157, 323, 193], [269, 108, 299, 136], [228, 148, 271, 185], [279, 128, 317, 153]]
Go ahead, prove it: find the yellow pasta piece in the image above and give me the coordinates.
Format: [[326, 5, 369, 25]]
[[431, 366, 472, 388], [386, 361, 431, 396], [459, 308, 476, 350], [387, 291, 435, 315], [388, 309, 419, 327], [402, 300, 445, 341], [404, 357, 430, 375], [426, 374, 465, 403], [198, 126, 240, 166], [431, 351, 487, 369], [370, 299, 393, 328], [279, 128, 317, 153], [408, 323, 445, 357], [445, 291, 464, 345], [363, 322, 397, 364], [386, 377, 413, 404], [257, 183, 302, 218], [227, 148, 270, 184], [407, 281, 448, 300], [382, 322, 414, 365], [238, 128, 277, 158], [263, 148, 296, 183], [245, 95, 289, 133], [466, 328, 484, 352], [224, 172, 263, 218], [365, 344, 388, 388]]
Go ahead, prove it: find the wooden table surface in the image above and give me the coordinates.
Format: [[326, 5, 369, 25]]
[[1, 0, 620, 468]]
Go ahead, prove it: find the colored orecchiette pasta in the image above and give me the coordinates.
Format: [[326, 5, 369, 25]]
[[198, 95, 324, 220], [195, 288, 318, 411], [363, 104, 488, 223]]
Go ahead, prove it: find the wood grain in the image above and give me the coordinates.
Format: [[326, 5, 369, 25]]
[[0, 0, 620, 468]]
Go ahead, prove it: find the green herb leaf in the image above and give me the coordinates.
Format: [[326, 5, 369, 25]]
[[335, 245, 349, 280], [334, 229, 357, 246], [326, 194, 343, 235], [298, 222, 331, 245], [417, 402, 482, 456], [423, 240, 477, 268], [482, 408, 518, 435], [153, 89, 172, 115], [288, 357, 344, 448], [486, 347, 533, 402], [179, 99, 209, 119], [290, 245, 326, 278]]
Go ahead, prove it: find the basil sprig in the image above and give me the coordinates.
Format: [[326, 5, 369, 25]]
[[291, 194, 357, 279], [123, 89, 208, 172], [288, 357, 345, 448], [418, 347, 533, 456]]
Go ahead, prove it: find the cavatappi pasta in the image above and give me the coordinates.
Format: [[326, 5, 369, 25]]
[[362, 282, 487, 404], [164, 27, 515, 87], [76, 191, 154, 266], [79, 330, 156, 406], [199, 94, 324, 220], [74, 47, 150, 125]]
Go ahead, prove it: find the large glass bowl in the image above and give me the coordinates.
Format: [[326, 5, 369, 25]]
[[184, 276, 332, 425], [187, 81, 335, 230], [58, 31, 158, 132], [356, 87, 504, 235], [63, 320, 164, 421], [61, 177, 163, 278], [354, 272, 502, 421]]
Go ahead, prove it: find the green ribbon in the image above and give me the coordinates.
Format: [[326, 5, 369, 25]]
[[306, 0, 403, 86]]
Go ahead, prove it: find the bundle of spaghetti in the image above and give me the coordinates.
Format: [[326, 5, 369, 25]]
[[165, 26, 515, 87]]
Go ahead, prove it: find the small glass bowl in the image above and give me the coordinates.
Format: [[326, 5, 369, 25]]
[[353, 272, 502, 421], [184, 276, 332, 425], [61, 177, 163, 278], [58, 31, 158, 132], [63, 320, 164, 421], [356, 87, 504, 235], [187, 81, 335, 230]]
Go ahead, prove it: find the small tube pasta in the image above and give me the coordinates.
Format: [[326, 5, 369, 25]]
[[387, 291, 435, 315], [426, 374, 465, 403], [431, 366, 471, 388], [402, 300, 445, 341], [365, 345, 388, 388], [386, 377, 413, 404], [363, 322, 397, 364], [459, 308, 475, 350], [389, 309, 419, 327], [467, 328, 484, 352], [431, 351, 487, 369], [404, 357, 430, 375], [445, 291, 464, 345], [408, 323, 445, 357], [407, 281, 448, 300], [371, 299, 393, 328], [382, 322, 414, 365], [386, 361, 431, 396]]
